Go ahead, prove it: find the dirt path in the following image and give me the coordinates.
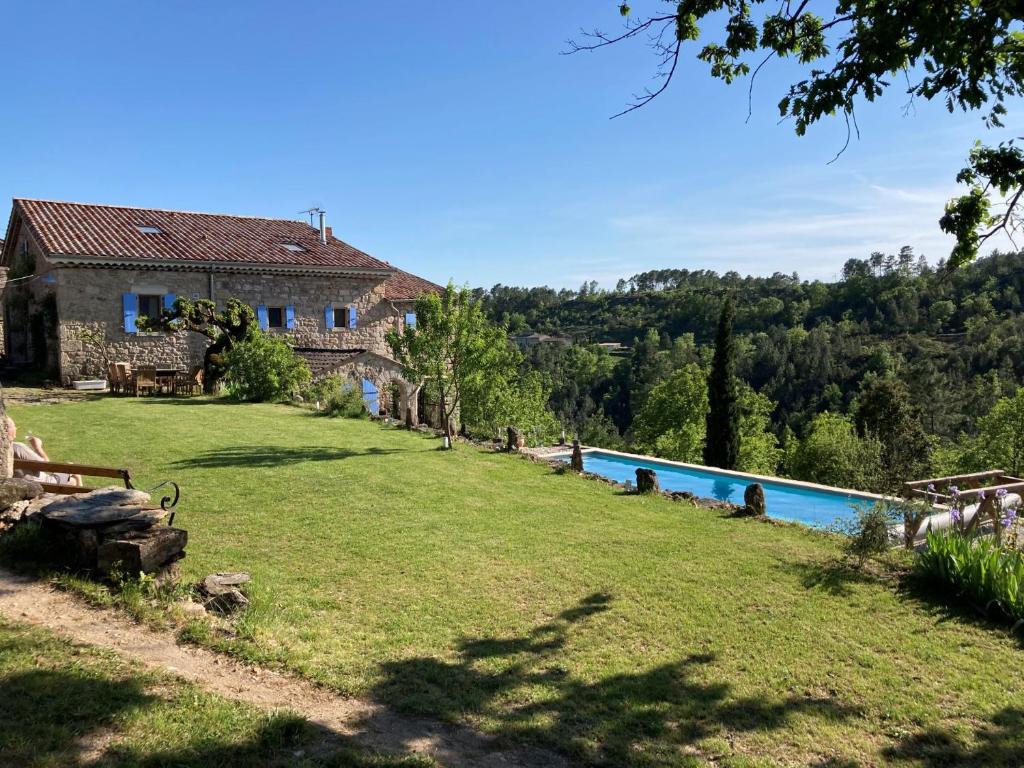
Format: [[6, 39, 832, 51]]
[[0, 567, 567, 768]]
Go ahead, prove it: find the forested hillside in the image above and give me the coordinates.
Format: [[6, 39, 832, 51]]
[[475, 249, 1024, 492]]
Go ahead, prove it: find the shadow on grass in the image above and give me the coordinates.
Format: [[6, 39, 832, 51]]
[[882, 707, 1024, 767], [0, 636, 424, 767], [894, 569, 1024, 648], [130, 396, 241, 406], [365, 592, 859, 766], [170, 445, 405, 469], [774, 556, 891, 598]]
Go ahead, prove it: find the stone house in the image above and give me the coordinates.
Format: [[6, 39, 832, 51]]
[[1, 199, 442, 417]]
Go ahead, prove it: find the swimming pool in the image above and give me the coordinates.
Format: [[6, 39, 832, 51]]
[[554, 448, 885, 529]]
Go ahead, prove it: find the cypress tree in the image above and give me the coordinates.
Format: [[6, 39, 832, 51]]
[[704, 298, 740, 469]]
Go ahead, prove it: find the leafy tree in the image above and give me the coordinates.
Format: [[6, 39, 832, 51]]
[[854, 376, 933, 490], [736, 385, 782, 475], [140, 297, 257, 393], [704, 298, 740, 469], [632, 363, 707, 462], [960, 387, 1024, 475], [223, 332, 310, 403], [788, 413, 883, 492], [386, 283, 508, 449], [573, 2, 1024, 265], [461, 348, 559, 445]]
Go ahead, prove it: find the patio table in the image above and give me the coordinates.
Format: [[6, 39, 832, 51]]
[[155, 367, 180, 394]]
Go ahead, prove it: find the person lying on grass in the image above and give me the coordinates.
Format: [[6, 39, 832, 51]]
[[7, 416, 83, 487]]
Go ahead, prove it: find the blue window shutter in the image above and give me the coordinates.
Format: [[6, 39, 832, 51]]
[[286, 304, 296, 330], [257, 304, 269, 331], [348, 304, 358, 329], [324, 305, 334, 330], [163, 293, 177, 312], [405, 312, 416, 329], [122, 293, 138, 333]]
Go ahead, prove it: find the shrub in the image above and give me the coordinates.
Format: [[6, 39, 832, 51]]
[[918, 529, 1024, 624], [223, 332, 310, 402], [301, 375, 366, 418], [844, 503, 894, 565]]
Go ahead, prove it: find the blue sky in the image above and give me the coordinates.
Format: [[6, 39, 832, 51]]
[[0, 1, 1016, 288]]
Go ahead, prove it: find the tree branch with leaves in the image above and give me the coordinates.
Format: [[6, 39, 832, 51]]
[[138, 297, 257, 393], [571, 1, 1024, 266]]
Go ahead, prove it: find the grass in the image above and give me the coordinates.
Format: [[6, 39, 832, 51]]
[[8, 395, 1024, 766], [0, 618, 429, 767]]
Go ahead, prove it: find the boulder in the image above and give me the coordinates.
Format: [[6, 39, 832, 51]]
[[570, 441, 584, 473], [200, 572, 251, 614], [740, 483, 766, 517], [635, 468, 660, 494], [0, 477, 44, 511]]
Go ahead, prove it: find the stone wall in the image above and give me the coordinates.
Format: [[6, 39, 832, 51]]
[[2, 233, 59, 374], [53, 266, 407, 383]]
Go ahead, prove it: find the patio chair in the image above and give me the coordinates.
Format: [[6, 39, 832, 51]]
[[174, 366, 203, 395], [116, 362, 133, 395], [135, 365, 158, 396], [107, 362, 121, 394]]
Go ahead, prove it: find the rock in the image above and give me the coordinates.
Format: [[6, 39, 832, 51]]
[[96, 527, 188, 575], [204, 588, 249, 614], [177, 599, 207, 618], [0, 477, 44, 510], [154, 559, 183, 587], [40, 487, 154, 527], [740, 483, 766, 517], [635, 468, 660, 494], [506, 427, 525, 452], [202, 572, 251, 594], [1, 499, 30, 526], [199, 572, 251, 613], [570, 441, 584, 473]]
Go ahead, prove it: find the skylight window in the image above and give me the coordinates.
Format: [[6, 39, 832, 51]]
[[281, 243, 304, 252], [136, 225, 163, 235]]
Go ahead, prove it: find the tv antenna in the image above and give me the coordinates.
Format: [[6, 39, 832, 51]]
[[299, 207, 325, 227]]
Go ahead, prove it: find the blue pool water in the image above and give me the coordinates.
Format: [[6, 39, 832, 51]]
[[557, 450, 880, 529]]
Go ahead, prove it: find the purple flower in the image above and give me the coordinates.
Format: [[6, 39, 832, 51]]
[[927, 483, 936, 493], [997, 488, 1008, 499], [1002, 505, 1018, 529], [950, 506, 963, 525], [979, 489, 987, 501], [949, 485, 960, 498]]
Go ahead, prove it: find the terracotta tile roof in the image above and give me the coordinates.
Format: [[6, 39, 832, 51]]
[[384, 266, 443, 301], [11, 198, 391, 272]]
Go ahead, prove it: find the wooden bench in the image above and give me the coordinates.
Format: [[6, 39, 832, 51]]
[[14, 458, 133, 495]]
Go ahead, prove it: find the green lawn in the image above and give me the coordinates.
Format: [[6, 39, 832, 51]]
[[8, 396, 1024, 767], [0, 618, 425, 768]]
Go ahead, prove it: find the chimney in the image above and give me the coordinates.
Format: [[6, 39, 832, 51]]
[[318, 211, 327, 245], [325, 226, 333, 239]]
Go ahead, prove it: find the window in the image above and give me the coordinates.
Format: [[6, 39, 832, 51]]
[[404, 312, 416, 329], [135, 225, 163, 235], [267, 306, 284, 328], [333, 306, 348, 328], [137, 294, 162, 320], [281, 243, 304, 252]]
